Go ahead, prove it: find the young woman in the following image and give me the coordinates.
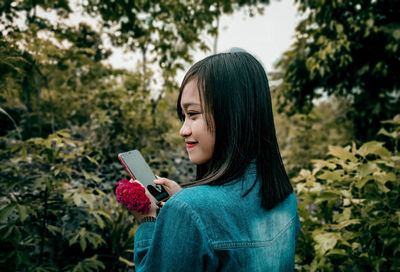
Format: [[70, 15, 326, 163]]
[[131, 51, 300, 271]]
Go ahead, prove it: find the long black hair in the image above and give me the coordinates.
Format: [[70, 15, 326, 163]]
[[177, 51, 293, 210]]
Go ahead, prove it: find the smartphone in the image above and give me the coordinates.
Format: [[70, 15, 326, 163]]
[[118, 150, 169, 202]]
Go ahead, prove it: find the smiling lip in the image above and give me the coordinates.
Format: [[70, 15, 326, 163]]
[[186, 142, 197, 149]]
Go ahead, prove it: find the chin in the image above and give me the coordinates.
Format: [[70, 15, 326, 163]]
[[189, 155, 210, 165], [189, 158, 201, 165]]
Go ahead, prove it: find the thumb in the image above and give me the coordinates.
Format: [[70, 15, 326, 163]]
[[154, 177, 182, 196]]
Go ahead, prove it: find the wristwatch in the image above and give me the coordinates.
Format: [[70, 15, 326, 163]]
[[140, 216, 156, 224]]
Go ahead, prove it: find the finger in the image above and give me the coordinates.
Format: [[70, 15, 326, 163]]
[[153, 179, 164, 185], [154, 177, 179, 187], [154, 178, 171, 189], [154, 176, 169, 184], [154, 177, 182, 196], [130, 179, 143, 186]]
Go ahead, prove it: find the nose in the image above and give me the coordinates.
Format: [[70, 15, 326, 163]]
[[179, 120, 191, 137]]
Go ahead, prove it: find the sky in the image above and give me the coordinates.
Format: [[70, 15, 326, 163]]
[[106, 0, 300, 84], [20, 0, 301, 94], [193, 0, 299, 73], [27, 0, 299, 77]]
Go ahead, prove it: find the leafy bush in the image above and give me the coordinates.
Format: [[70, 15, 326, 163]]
[[294, 115, 400, 271], [0, 130, 135, 271], [0, 26, 193, 270], [275, 95, 353, 177]]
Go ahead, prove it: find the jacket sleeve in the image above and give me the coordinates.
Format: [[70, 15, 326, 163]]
[[133, 198, 217, 272]]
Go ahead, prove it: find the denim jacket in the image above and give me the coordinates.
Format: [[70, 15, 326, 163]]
[[134, 164, 301, 271]]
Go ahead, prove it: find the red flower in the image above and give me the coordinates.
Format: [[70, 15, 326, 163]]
[[116, 179, 151, 214]]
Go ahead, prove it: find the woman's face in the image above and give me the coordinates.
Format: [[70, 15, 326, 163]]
[[179, 80, 215, 165]]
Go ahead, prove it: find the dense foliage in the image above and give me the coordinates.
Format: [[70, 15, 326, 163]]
[[294, 115, 400, 271], [0, 130, 134, 271], [275, 0, 400, 142], [275, 95, 353, 177]]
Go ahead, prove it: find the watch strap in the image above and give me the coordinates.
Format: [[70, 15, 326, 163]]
[[140, 216, 156, 224]]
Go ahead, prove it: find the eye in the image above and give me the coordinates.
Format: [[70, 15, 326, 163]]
[[187, 111, 202, 119], [187, 112, 198, 117]]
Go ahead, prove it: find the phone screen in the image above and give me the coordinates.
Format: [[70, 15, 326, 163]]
[[118, 150, 169, 202]]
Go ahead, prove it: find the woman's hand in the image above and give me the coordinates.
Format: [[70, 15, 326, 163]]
[[154, 177, 182, 196], [154, 177, 182, 206], [129, 180, 158, 222]]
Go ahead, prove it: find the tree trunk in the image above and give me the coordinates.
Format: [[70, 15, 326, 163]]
[[34, 68, 42, 136]]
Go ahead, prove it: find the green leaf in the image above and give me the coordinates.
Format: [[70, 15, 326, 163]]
[[85, 156, 99, 166], [381, 114, 400, 125], [331, 219, 361, 230], [374, 172, 396, 185], [317, 170, 344, 181], [395, 211, 400, 225], [352, 242, 361, 250], [340, 190, 352, 199], [374, 257, 388, 271], [367, 218, 387, 228], [358, 141, 390, 157], [69, 232, 79, 247], [119, 256, 134, 267], [311, 159, 337, 171], [316, 190, 340, 203], [92, 212, 105, 229], [47, 225, 61, 235], [56, 129, 71, 138], [17, 204, 28, 222], [93, 210, 111, 221], [82, 170, 102, 183], [356, 177, 371, 189], [376, 183, 390, 193], [0, 203, 16, 222], [72, 191, 95, 208], [326, 248, 347, 256], [292, 169, 312, 183], [70, 228, 106, 252], [71, 255, 105, 272], [328, 145, 357, 162], [80, 231, 87, 252], [333, 207, 351, 222], [72, 193, 82, 206], [0, 224, 15, 239], [378, 128, 399, 140], [313, 231, 341, 255], [359, 162, 377, 178]]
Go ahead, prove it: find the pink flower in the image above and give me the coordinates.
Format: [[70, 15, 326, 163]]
[[116, 179, 151, 214]]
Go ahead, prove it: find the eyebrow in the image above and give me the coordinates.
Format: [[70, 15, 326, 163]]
[[181, 102, 201, 110]]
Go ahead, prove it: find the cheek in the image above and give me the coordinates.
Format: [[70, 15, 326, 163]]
[[192, 118, 207, 135], [203, 128, 215, 153]]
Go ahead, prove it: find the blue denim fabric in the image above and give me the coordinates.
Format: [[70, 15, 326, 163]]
[[134, 164, 301, 271]]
